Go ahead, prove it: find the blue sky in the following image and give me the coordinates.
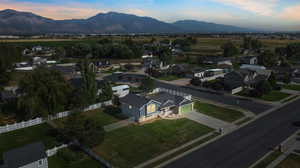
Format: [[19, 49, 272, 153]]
[[1, 0, 300, 31]]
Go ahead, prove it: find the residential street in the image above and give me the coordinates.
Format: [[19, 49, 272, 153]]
[[109, 74, 273, 114], [164, 99, 300, 168]]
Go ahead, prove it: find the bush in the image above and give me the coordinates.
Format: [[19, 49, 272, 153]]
[[57, 147, 83, 164]]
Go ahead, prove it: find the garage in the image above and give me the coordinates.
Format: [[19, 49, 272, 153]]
[[179, 103, 193, 114]]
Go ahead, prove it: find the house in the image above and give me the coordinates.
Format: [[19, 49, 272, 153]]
[[1, 142, 48, 168], [120, 89, 193, 122], [195, 69, 225, 82], [202, 56, 233, 67], [186, 68, 207, 79], [112, 85, 130, 98], [52, 63, 77, 79], [239, 56, 258, 65], [224, 68, 270, 94]]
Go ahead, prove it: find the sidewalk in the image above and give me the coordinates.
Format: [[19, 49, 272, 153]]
[[184, 111, 236, 133], [281, 89, 300, 96], [134, 132, 216, 168]]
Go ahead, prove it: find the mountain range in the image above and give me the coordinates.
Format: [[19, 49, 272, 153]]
[[0, 9, 256, 35]]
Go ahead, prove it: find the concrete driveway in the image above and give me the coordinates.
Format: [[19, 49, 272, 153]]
[[184, 111, 236, 134]]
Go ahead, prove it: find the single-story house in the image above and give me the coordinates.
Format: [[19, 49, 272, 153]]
[[202, 56, 233, 67], [1, 142, 48, 168], [120, 90, 193, 122], [239, 56, 258, 65], [186, 68, 207, 79], [224, 69, 270, 94], [196, 69, 225, 82]]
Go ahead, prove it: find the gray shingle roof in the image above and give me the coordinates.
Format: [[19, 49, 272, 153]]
[[120, 93, 150, 108], [2, 142, 47, 168]]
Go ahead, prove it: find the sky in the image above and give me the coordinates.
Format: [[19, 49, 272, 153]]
[[0, 0, 300, 31]]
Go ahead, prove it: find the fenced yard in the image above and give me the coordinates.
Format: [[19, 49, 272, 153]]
[[0, 101, 112, 134]]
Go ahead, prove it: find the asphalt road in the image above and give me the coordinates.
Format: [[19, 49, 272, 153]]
[[106, 73, 273, 114], [164, 99, 300, 168], [154, 81, 272, 114]]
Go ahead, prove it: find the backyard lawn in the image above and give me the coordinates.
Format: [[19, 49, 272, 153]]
[[0, 124, 62, 158], [276, 154, 300, 168], [259, 91, 291, 102], [84, 108, 125, 126], [54, 108, 125, 128], [194, 101, 244, 122], [93, 119, 213, 168], [48, 148, 102, 168], [282, 84, 300, 91]]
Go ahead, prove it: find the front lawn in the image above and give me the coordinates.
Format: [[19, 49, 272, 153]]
[[0, 124, 62, 157], [194, 101, 244, 122], [276, 154, 300, 168], [259, 91, 291, 102], [93, 119, 213, 168], [282, 84, 300, 91], [48, 148, 102, 168], [158, 75, 181, 81]]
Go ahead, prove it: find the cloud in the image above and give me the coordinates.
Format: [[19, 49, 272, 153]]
[[279, 5, 300, 21], [214, 0, 278, 16]]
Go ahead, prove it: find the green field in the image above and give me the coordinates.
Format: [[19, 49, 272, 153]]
[[276, 154, 300, 168], [194, 101, 244, 122], [0, 124, 62, 157], [93, 119, 213, 168], [48, 148, 102, 168]]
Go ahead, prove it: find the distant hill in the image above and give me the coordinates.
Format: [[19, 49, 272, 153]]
[[173, 20, 254, 33], [0, 9, 255, 35]]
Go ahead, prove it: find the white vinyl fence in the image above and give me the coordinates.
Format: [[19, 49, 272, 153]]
[[0, 100, 112, 134], [46, 144, 69, 157]]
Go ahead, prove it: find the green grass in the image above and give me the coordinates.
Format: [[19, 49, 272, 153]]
[[144, 132, 220, 168], [194, 101, 244, 122], [158, 75, 181, 81], [93, 119, 213, 168], [48, 148, 102, 168], [276, 154, 300, 168], [0, 124, 62, 158], [282, 84, 300, 91], [54, 109, 124, 128], [235, 117, 253, 126], [84, 109, 123, 126], [259, 91, 291, 102], [253, 150, 282, 168], [282, 95, 299, 103]]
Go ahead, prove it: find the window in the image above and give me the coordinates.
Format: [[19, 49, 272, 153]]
[[129, 105, 132, 109], [38, 160, 43, 167], [147, 104, 156, 113]]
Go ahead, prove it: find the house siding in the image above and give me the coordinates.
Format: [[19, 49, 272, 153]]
[[19, 158, 48, 168]]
